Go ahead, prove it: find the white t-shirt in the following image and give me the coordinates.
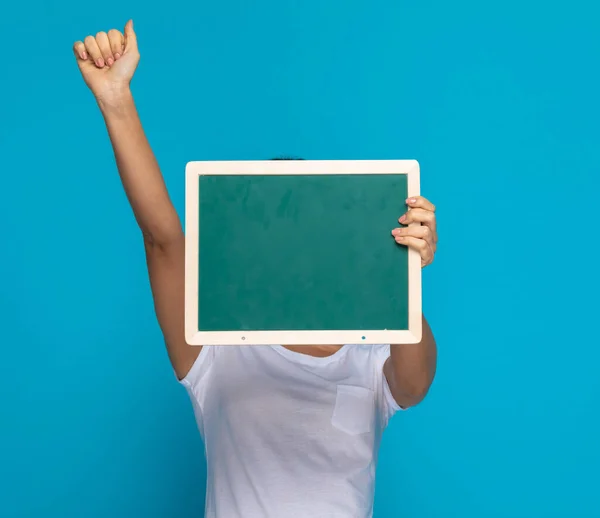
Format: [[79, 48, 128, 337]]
[[179, 344, 401, 518]]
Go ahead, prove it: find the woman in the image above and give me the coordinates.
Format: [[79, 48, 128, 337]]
[[73, 21, 439, 518]]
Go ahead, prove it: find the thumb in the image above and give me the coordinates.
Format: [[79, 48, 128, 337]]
[[124, 19, 137, 51]]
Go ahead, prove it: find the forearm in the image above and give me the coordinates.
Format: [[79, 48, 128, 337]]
[[385, 316, 437, 408], [99, 91, 182, 246]]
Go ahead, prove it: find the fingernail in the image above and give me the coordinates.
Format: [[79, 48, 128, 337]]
[[107, 57, 114, 66], [96, 58, 105, 67], [82, 51, 88, 60], [407, 197, 416, 204], [399, 214, 407, 223], [114, 53, 121, 60], [396, 236, 405, 242]]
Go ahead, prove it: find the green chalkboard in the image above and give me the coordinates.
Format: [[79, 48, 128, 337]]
[[197, 174, 409, 332]]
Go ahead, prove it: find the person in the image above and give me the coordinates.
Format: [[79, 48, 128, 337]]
[[73, 21, 438, 518]]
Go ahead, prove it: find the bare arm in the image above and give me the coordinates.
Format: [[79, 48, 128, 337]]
[[74, 21, 200, 379], [101, 96, 200, 379], [388, 195, 439, 407], [385, 316, 437, 408]]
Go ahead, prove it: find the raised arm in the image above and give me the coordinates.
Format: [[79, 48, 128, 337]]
[[73, 21, 200, 379]]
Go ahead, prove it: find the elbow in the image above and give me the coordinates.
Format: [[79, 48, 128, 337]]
[[384, 356, 435, 408], [408, 384, 431, 406], [406, 379, 431, 401], [140, 208, 183, 249], [394, 382, 431, 409], [388, 366, 434, 409], [142, 226, 184, 250]]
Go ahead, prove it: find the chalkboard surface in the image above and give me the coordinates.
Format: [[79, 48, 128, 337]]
[[185, 160, 421, 345]]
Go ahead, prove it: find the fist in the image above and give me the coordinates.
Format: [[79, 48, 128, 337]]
[[73, 20, 140, 105]]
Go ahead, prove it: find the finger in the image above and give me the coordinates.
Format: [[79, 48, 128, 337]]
[[84, 36, 104, 68], [73, 41, 88, 61], [108, 29, 124, 59], [399, 208, 437, 239], [124, 19, 138, 52], [95, 32, 114, 66], [394, 236, 435, 266], [406, 196, 436, 213], [391, 225, 436, 252]]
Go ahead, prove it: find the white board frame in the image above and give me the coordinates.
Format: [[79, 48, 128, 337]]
[[185, 159, 422, 346]]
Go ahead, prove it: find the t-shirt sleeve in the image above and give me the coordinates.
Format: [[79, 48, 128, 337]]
[[373, 344, 404, 428], [177, 345, 217, 391]]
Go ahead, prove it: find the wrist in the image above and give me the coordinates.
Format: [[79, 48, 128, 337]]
[[96, 88, 135, 118]]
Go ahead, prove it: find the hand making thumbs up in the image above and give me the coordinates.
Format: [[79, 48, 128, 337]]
[[73, 20, 139, 107]]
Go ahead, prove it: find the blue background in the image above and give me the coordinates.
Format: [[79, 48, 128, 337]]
[[1, 1, 599, 517]]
